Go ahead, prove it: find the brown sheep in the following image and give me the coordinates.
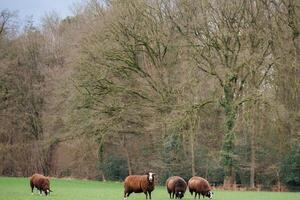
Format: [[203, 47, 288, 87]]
[[30, 173, 52, 196], [166, 176, 187, 199], [124, 172, 156, 199], [188, 176, 213, 199]]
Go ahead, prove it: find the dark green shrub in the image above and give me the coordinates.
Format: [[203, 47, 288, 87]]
[[102, 155, 128, 181], [281, 143, 300, 190]]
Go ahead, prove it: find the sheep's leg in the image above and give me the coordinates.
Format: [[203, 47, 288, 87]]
[[144, 191, 148, 199], [148, 191, 152, 199], [30, 182, 34, 194], [194, 192, 197, 199], [190, 189, 193, 196], [124, 191, 131, 200]]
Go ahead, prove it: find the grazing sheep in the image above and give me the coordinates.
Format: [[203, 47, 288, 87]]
[[166, 176, 187, 199], [124, 172, 156, 200], [188, 176, 213, 199], [30, 173, 52, 196]]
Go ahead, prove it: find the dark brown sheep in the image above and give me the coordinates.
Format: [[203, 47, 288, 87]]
[[188, 176, 213, 199], [124, 172, 156, 199], [30, 173, 52, 196], [166, 176, 187, 199]]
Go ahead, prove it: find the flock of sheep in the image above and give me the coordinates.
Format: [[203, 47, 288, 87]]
[[124, 172, 213, 199], [29, 172, 213, 199]]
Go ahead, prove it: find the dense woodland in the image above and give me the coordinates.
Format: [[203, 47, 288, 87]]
[[0, 0, 299, 191]]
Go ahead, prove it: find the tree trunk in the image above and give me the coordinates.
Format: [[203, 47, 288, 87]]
[[124, 146, 132, 175], [205, 161, 209, 179], [122, 135, 132, 175], [276, 170, 281, 192], [221, 80, 237, 187], [250, 102, 257, 189], [97, 139, 106, 181], [250, 130, 256, 188], [190, 130, 196, 176]]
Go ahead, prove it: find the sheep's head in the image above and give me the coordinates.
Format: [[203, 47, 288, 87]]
[[145, 172, 155, 183], [45, 189, 49, 196], [45, 189, 53, 196], [175, 191, 184, 199], [42, 183, 50, 196], [206, 191, 213, 199]]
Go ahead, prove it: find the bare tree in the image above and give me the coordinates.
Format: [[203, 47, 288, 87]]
[[167, 0, 276, 186], [0, 10, 16, 36]]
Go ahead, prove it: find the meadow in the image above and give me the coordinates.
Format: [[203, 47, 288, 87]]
[[0, 177, 299, 200]]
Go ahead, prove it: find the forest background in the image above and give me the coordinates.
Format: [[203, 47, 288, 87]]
[[0, 0, 299, 191]]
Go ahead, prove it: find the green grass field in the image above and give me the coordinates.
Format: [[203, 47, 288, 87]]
[[0, 177, 299, 200]]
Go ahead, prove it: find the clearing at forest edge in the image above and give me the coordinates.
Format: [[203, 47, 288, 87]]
[[0, 177, 299, 200]]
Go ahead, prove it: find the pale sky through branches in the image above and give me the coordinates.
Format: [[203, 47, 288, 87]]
[[0, 0, 80, 25]]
